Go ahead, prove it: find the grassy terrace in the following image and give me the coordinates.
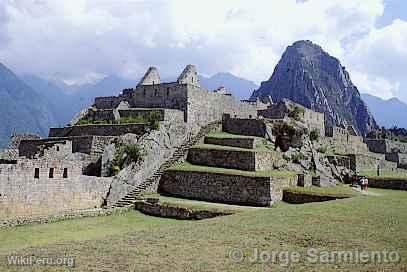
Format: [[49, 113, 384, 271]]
[[360, 169, 407, 180], [0, 188, 406, 271], [140, 193, 258, 213], [284, 185, 359, 198], [205, 131, 257, 139], [168, 162, 296, 178]]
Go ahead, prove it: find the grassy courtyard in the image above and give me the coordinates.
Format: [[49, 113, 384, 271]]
[[0, 188, 406, 271], [169, 161, 296, 178]]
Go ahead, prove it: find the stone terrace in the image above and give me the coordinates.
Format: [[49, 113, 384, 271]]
[[158, 131, 296, 206]]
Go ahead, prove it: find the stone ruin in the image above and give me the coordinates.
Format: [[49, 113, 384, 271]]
[[0, 64, 403, 221]]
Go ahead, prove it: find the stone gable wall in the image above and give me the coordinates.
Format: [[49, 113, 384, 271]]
[[365, 139, 407, 154]]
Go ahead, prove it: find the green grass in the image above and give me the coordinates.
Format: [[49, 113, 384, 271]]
[[206, 131, 257, 139], [193, 142, 275, 153], [284, 185, 359, 198], [169, 161, 296, 178], [0, 188, 406, 271], [360, 169, 407, 180], [193, 143, 255, 152], [140, 193, 256, 213]]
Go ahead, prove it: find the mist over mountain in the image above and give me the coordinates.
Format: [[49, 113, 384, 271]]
[[250, 40, 377, 136], [361, 93, 407, 129], [22, 75, 134, 126], [0, 63, 57, 148]]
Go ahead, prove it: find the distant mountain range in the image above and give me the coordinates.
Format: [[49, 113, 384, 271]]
[[0, 63, 57, 148], [361, 93, 407, 128], [1, 59, 406, 148], [21, 75, 134, 127], [199, 72, 258, 100]]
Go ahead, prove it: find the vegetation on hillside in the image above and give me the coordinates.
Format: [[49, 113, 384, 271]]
[[110, 143, 143, 175]]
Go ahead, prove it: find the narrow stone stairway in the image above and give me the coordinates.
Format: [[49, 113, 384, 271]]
[[110, 121, 220, 209]]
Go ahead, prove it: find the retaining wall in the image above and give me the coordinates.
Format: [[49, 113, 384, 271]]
[[368, 178, 407, 190], [158, 170, 297, 206], [203, 137, 257, 149], [49, 123, 147, 137], [186, 148, 278, 171], [222, 115, 267, 137]]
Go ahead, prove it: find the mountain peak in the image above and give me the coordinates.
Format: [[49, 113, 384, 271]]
[[250, 40, 377, 135]]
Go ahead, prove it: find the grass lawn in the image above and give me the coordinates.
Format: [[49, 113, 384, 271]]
[[140, 193, 262, 213], [284, 185, 360, 198], [0, 188, 406, 271], [361, 169, 407, 180], [169, 162, 296, 178], [205, 131, 257, 139]]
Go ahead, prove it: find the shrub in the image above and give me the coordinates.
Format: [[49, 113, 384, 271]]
[[288, 106, 305, 121], [119, 116, 146, 124], [147, 111, 161, 130], [310, 129, 320, 141], [317, 146, 327, 153], [111, 144, 143, 174], [77, 119, 114, 125], [292, 152, 305, 164]]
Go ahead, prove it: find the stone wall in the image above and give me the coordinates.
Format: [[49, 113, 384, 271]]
[[368, 178, 407, 190], [94, 96, 125, 109], [365, 139, 407, 154], [158, 170, 297, 206], [348, 153, 398, 172], [0, 175, 111, 219], [187, 148, 279, 171], [222, 115, 267, 137], [186, 85, 258, 126], [131, 82, 189, 120], [0, 152, 112, 219], [327, 155, 351, 169], [282, 190, 349, 204], [19, 136, 115, 160], [259, 99, 325, 137], [84, 108, 116, 123], [203, 137, 257, 149], [134, 201, 231, 220], [119, 108, 184, 122], [49, 123, 147, 137]]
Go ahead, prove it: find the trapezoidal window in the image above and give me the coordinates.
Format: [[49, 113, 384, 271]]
[[63, 168, 68, 178], [34, 168, 40, 179], [49, 168, 54, 179]]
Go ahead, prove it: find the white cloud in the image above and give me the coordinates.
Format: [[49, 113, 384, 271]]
[[2, 0, 407, 102], [346, 19, 407, 99]]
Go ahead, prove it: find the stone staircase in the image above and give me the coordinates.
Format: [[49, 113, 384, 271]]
[[110, 121, 220, 208]]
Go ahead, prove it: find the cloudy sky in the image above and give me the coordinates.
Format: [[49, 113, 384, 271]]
[[0, 0, 406, 101]]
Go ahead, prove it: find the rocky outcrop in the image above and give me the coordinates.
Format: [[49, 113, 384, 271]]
[[106, 122, 192, 205], [250, 40, 377, 136]]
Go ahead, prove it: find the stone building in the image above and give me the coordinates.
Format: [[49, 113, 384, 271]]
[[93, 65, 267, 126], [0, 140, 111, 219], [258, 99, 325, 137]]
